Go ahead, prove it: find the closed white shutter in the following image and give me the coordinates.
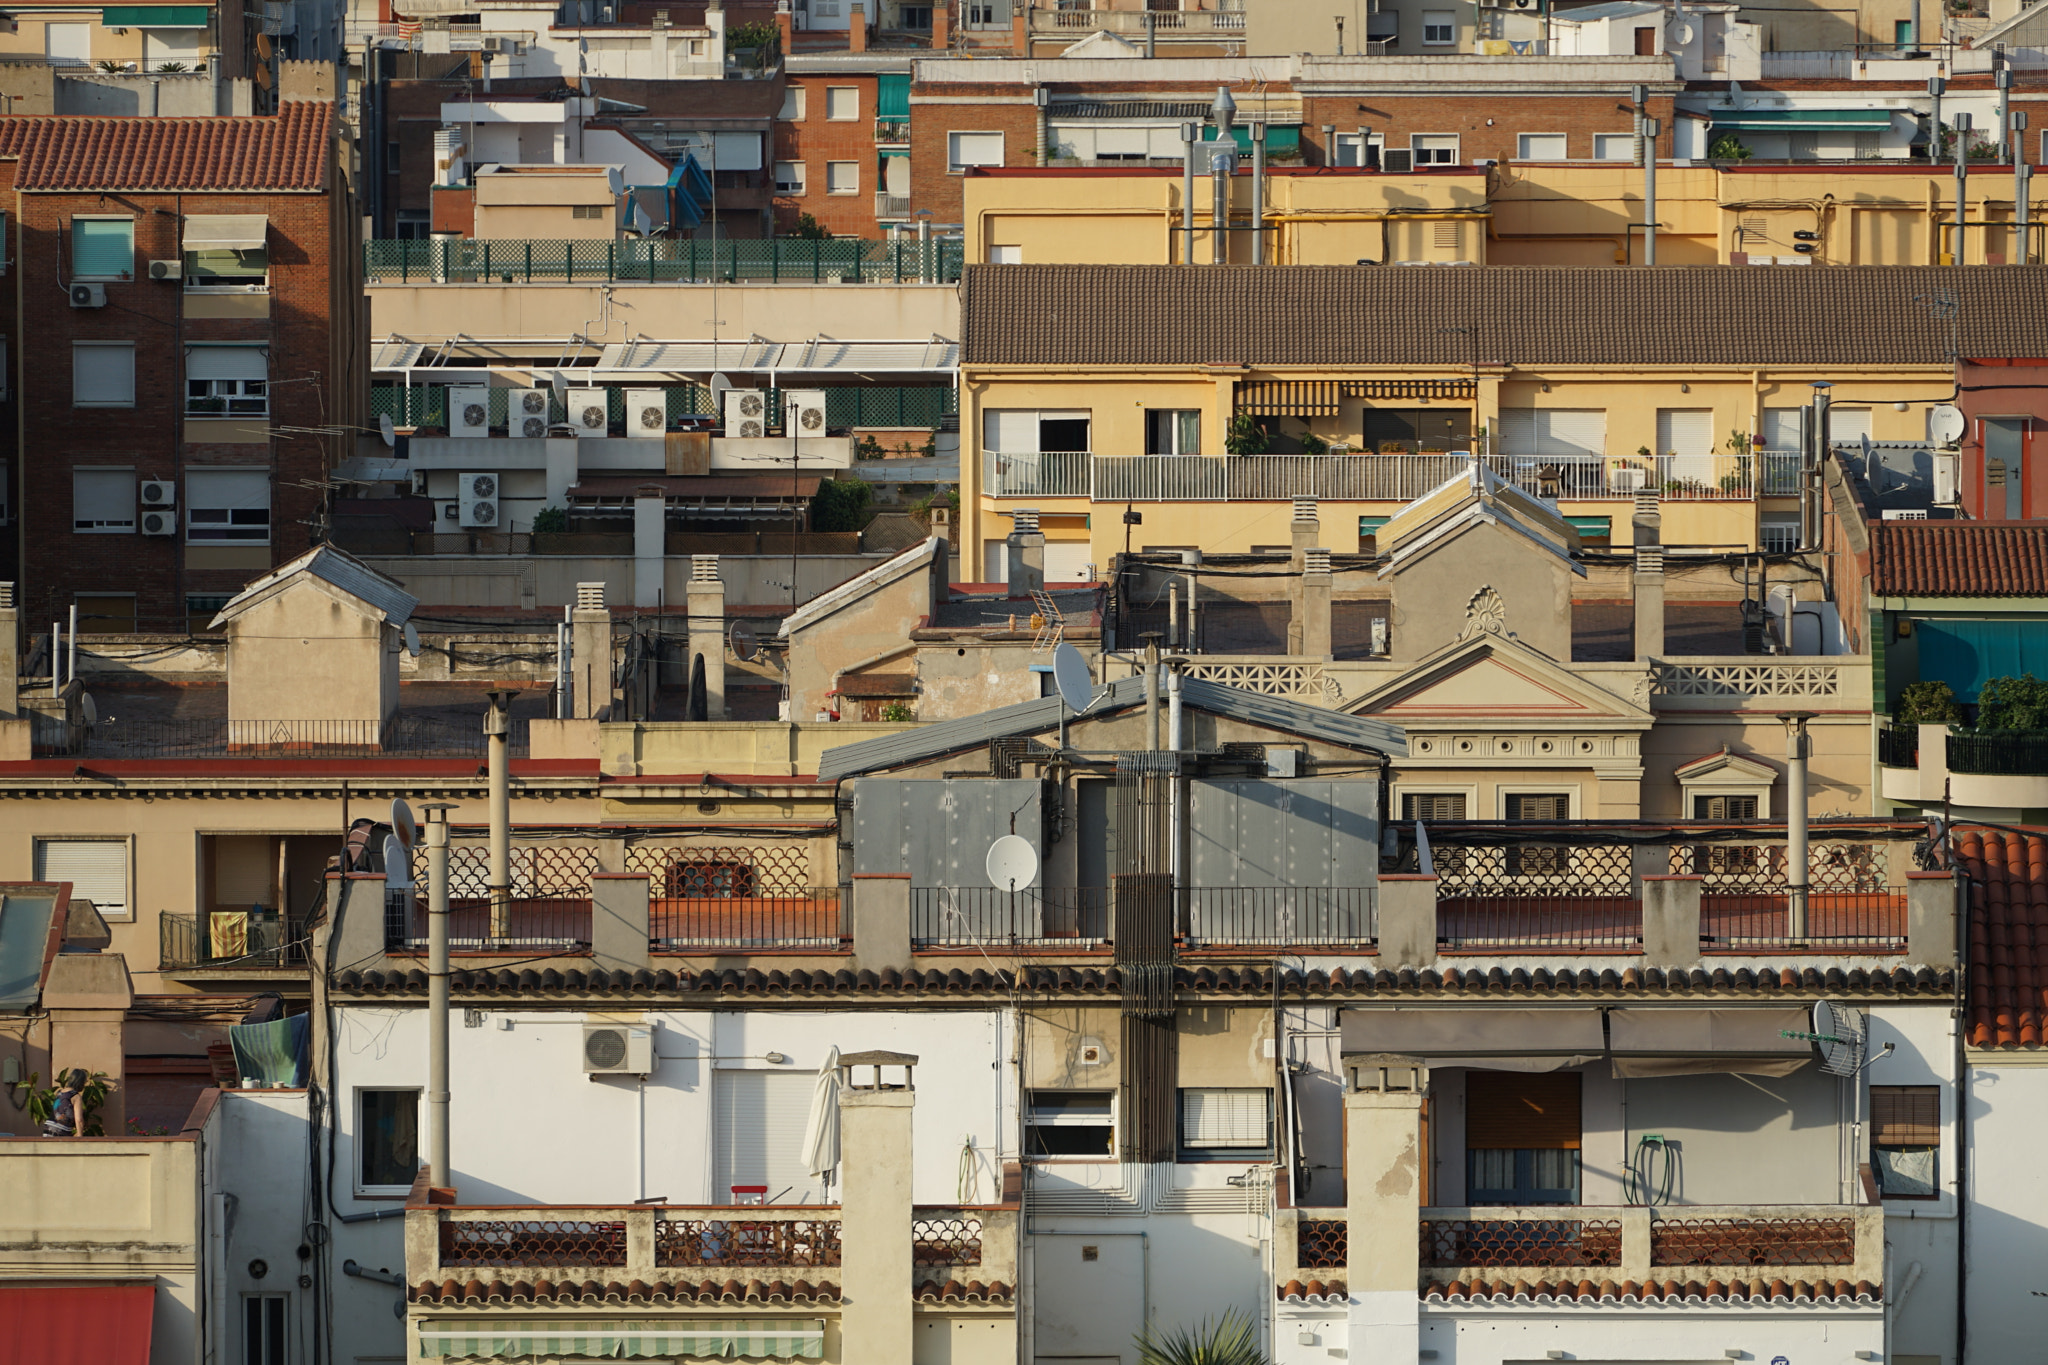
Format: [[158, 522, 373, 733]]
[[1830, 408, 1873, 446], [1096, 127, 1149, 158], [713, 131, 764, 172], [73, 470, 136, 533], [35, 839, 129, 918], [1044, 541, 1092, 584], [1655, 409, 1714, 457], [187, 345, 267, 383], [1499, 408, 1606, 459], [949, 132, 1004, 169], [1180, 1088, 1269, 1149], [1760, 407, 1805, 451], [73, 343, 135, 406], [982, 410, 1040, 454], [713, 1070, 824, 1202]]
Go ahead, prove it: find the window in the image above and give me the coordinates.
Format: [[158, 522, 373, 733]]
[[1634, 24, 1657, 54], [825, 161, 859, 194], [1498, 408, 1606, 459], [1894, 18, 1915, 47], [1505, 792, 1568, 876], [72, 217, 133, 279], [825, 86, 859, 121], [569, 204, 605, 220], [1760, 407, 1806, 452], [901, 3, 933, 27], [1694, 794, 1758, 820], [1465, 1070, 1580, 1204], [713, 1069, 823, 1201], [988, 244, 1023, 264], [44, 22, 91, 64], [188, 593, 233, 634], [1593, 133, 1635, 161], [1517, 134, 1566, 160], [1027, 1090, 1114, 1157], [984, 409, 1091, 453], [1333, 131, 1384, 168], [357, 1089, 420, 1192], [774, 160, 807, 194], [1872, 1086, 1939, 1198], [33, 837, 130, 919], [1401, 792, 1467, 821], [1761, 514, 1800, 554], [1179, 1088, 1272, 1158], [1411, 134, 1459, 165], [243, 1296, 287, 1365], [73, 342, 136, 407], [1421, 10, 1455, 42], [186, 468, 271, 545], [1655, 407, 1714, 458], [73, 469, 136, 534], [779, 86, 806, 120], [948, 131, 1005, 173], [1144, 409, 1200, 455], [186, 346, 268, 416], [1093, 126, 1151, 161]]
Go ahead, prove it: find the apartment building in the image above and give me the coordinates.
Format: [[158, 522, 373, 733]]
[[776, 52, 916, 235], [0, 98, 364, 635]]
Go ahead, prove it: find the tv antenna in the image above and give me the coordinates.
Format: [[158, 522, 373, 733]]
[[1781, 1001, 1892, 1077], [1029, 588, 1065, 652]]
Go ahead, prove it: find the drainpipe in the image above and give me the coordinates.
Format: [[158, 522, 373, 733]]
[[1996, 63, 2012, 164], [1211, 86, 1236, 266], [1643, 116, 1659, 267], [1953, 111, 1972, 265], [1144, 8, 1155, 57], [1033, 84, 1048, 168], [1779, 711, 1813, 939], [1928, 75, 1945, 165], [1167, 664, 1184, 889], [1252, 125, 1266, 265], [424, 803, 453, 1189], [1802, 381, 1831, 551], [2016, 112, 2033, 263], [1632, 83, 1646, 167], [1144, 635, 1161, 750], [1321, 124, 1336, 166], [485, 690, 513, 940], [1181, 122, 1199, 264]]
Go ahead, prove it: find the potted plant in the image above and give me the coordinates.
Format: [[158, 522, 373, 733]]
[[1224, 413, 1270, 456]]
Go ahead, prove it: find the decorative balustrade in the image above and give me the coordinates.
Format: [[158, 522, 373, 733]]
[[1031, 7, 1246, 33], [912, 1216, 983, 1266], [441, 1218, 629, 1268], [1421, 1218, 1624, 1269], [1651, 661, 1847, 702], [655, 1217, 842, 1268], [1432, 840, 1640, 952], [1177, 658, 1342, 702], [1650, 1216, 1855, 1268]]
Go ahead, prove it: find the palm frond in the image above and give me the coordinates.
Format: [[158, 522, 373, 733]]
[[1133, 1308, 1270, 1365]]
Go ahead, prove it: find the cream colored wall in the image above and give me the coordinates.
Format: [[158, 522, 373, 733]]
[[1176, 1003, 1273, 1088], [224, 587, 393, 724], [1024, 1004, 1122, 1089], [1382, 528, 1574, 661], [365, 282, 961, 345], [785, 566, 936, 721], [472, 201, 616, 241]]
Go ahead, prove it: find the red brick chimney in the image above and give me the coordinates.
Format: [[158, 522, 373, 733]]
[[774, 0, 793, 52], [849, 2, 866, 51], [1010, 6, 1026, 53], [931, 0, 949, 48]]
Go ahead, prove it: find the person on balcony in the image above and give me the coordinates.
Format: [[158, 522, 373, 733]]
[[42, 1069, 88, 1137]]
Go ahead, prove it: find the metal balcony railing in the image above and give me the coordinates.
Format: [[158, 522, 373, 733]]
[[1947, 731, 2048, 776], [31, 715, 529, 760], [911, 887, 1110, 946], [649, 891, 845, 950], [160, 910, 312, 971], [1877, 724, 1920, 769], [364, 237, 963, 285], [1183, 887, 1376, 947]]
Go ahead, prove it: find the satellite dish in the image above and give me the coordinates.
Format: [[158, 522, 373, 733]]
[[1667, 18, 1696, 44], [404, 622, 421, 659], [729, 620, 759, 662], [1807, 1001, 1865, 1077], [1051, 641, 1094, 714], [985, 834, 1040, 893], [709, 372, 733, 404], [383, 834, 414, 890], [1928, 404, 1965, 445], [390, 798, 417, 851], [379, 413, 397, 448], [79, 693, 97, 727]]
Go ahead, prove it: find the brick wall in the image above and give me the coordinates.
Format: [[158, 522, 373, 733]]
[[909, 85, 1040, 225], [773, 73, 884, 236], [14, 184, 340, 631], [1299, 91, 1675, 164]]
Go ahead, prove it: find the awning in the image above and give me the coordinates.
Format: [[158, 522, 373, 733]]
[[1566, 515, 1612, 537], [877, 72, 910, 120], [182, 215, 269, 252], [416, 1320, 824, 1360], [1342, 1007, 1605, 1073], [1203, 123, 1303, 155], [101, 5, 208, 24], [1709, 109, 1895, 132], [0, 1282, 154, 1365], [1608, 1007, 1812, 1077]]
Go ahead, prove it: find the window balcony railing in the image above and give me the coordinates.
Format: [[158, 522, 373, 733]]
[[649, 890, 845, 950], [874, 118, 911, 144], [1947, 731, 2048, 776], [159, 909, 311, 971], [364, 237, 963, 285], [1877, 724, 1920, 769], [30, 715, 529, 760]]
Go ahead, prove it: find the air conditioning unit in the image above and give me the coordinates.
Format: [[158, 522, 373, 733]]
[[1880, 508, 1929, 521], [582, 1023, 652, 1076], [148, 259, 183, 282], [513, 386, 552, 439], [140, 480, 176, 508], [450, 385, 492, 437], [1381, 149, 1414, 174], [626, 387, 668, 437], [140, 508, 177, 536], [1326, 442, 1353, 457], [572, 390, 610, 436], [723, 388, 767, 438], [69, 283, 105, 308], [786, 388, 828, 438], [459, 471, 500, 527]]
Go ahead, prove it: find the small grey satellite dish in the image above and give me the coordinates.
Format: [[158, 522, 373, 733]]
[[379, 413, 397, 448], [79, 693, 97, 728], [729, 620, 759, 662], [1928, 404, 1965, 445], [404, 622, 421, 659], [1051, 641, 1094, 713], [390, 798, 417, 851], [985, 834, 1039, 893], [383, 834, 414, 891]]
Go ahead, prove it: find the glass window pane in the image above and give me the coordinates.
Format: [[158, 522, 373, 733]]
[[74, 219, 133, 277], [359, 1090, 419, 1188]]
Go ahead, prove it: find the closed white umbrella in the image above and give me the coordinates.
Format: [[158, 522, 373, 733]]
[[800, 1046, 841, 1197]]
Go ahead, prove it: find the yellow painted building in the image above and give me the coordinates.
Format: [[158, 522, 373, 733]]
[[964, 163, 2041, 268], [954, 263, 2045, 578]]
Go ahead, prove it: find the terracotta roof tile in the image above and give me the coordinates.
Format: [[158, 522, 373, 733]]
[[1870, 523, 2048, 597], [1956, 827, 2048, 1048], [962, 264, 2048, 369], [913, 1279, 1014, 1303], [409, 1276, 840, 1305], [1423, 1277, 1880, 1304], [1277, 1278, 1348, 1302], [0, 101, 331, 191]]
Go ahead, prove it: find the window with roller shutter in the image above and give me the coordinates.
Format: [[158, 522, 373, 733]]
[[1499, 408, 1606, 459], [1465, 1070, 1581, 1204], [1178, 1088, 1272, 1159], [34, 838, 130, 920], [714, 1069, 825, 1202], [1871, 1085, 1939, 1199]]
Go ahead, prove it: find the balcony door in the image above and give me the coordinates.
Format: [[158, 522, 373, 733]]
[[1985, 418, 2025, 519], [1465, 1069, 1581, 1204]]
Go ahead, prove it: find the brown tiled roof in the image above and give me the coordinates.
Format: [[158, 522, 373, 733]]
[[0, 101, 332, 191], [1277, 1278, 1348, 1303], [961, 265, 2048, 368], [1424, 1277, 1881, 1305], [1956, 826, 2048, 1048], [1869, 522, 2048, 596], [409, 1277, 839, 1305]]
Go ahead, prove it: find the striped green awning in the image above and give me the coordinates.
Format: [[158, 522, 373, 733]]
[[1201, 124, 1303, 155], [877, 72, 910, 119], [102, 6, 210, 25], [417, 1319, 825, 1359], [1566, 515, 1612, 537], [1709, 108, 1894, 131]]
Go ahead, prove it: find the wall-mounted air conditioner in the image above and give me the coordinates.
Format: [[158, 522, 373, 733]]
[[724, 388, 768, 438], [140, 480, 176, 508], [582, 1023, 652, 1076], [450, 385, 492, 437], [626, 388, 669, 437], [459, 471, 500, 527], [69, 283, 105, 308], [571, 390, 610, 437], [512, 387, 552, 439], [1381, 149, 1414, 174], [141, 508, 176, 536]]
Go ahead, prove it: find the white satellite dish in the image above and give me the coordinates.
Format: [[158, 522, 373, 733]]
[[390, 798, 417, 851], [709, 372, 734, 404], [1051, 641, 1094, 714], [1928, 404, 1965, 445], [79, 693, 97, 727], [379, 413, 397, 448], [383, 834, 414, 890], [404, 622, 421, 659], [729, 620, 759, 662], [986, 835, 1039, 893], [1667, 18, 1696, 44]]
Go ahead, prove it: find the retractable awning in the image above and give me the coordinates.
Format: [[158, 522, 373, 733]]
[[1342, 1008, 1605, 1073], [1709, 109, 1895, 132], [102, 5, 208, 24], [1607, 1007, 1812, 1077], [182, 215, 268, 251], [416, 1320, 824, 1359], [0, 1282, 154, 1365]]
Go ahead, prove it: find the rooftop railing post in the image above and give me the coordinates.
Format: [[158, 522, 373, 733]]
[[486, 691, 514, 940], [424, 803, 454, 1190]]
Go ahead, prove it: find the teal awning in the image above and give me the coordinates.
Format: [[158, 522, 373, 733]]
[[880, 148, 909, 160], [102, 6, 210, 25], [0, 891, 60, 1012], [1202, 124, 1303, 155], [1709, 108, 1894, 131], [1567, 516, 1612, 537], [1359, 515, 1389, 535], [877, 72, 910, 119], [417, 1320, 825, 1360], [1915, 619, 2048, 702]]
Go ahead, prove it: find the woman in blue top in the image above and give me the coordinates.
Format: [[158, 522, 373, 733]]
[[43, 1069, 87, 1137]]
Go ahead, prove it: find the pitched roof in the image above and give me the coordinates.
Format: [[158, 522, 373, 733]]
[[960, 265, 2048, 368], [779, 536, 940, 638], [1869, 522, 2048, 596], [1955, 825, 2048, 1048], [211, 545, 419, 629], [0, 100, 333, 191]]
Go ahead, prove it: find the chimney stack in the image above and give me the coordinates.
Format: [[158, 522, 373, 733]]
[[1288, 500, 1320, 653], [848, 2, 866, 51], [686, 556, 727, 721], [839, 1052, 918, 1365], [1007, 508, 1045, 598], [1299, 548, 1334, 660], [0, 582, 16, 720], [571, 582, 613, 719], [1631, 493, 1664, 660]]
